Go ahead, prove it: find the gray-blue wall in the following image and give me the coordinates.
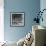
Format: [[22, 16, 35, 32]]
[[4, 0, 40, 42], [40, 0, 46, 27]]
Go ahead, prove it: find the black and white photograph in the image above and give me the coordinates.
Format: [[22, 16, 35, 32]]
[[10, 12, 25, 27]]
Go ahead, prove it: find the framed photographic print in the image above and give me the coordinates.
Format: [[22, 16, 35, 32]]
[[10, 12, 25, 27]]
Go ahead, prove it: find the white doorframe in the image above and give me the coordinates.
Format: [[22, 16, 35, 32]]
[[0, 0, 4, 42]]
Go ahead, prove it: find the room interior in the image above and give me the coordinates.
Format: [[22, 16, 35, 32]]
[[0, 0, 46, 46]]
